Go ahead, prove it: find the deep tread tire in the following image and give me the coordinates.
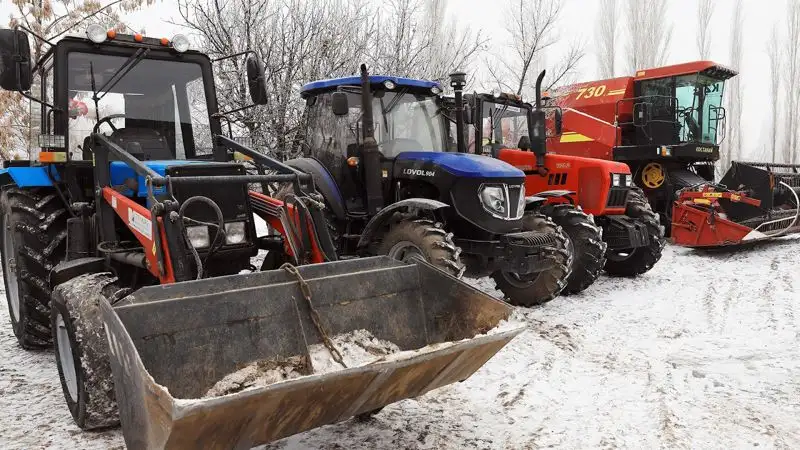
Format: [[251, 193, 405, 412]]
[[51, 273, 123, 430], [543, 204, 607, 294], [1, 187, 68, 349], [378, 219, 465, 278], [491, 214, 572, 307], [604, 188, 665, 277]]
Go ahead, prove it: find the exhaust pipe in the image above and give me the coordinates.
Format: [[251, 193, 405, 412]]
[[450, 71, 467, 153], [530, 70, 548, 169]]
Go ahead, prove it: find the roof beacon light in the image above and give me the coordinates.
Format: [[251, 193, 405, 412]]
[[86, 24, 107, 44], [134, 33, 144, 43], [383, 80, 396, 90], [172, 34, 190, 53]]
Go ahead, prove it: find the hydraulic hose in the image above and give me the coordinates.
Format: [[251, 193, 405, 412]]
[[178, 196, 225, 280]]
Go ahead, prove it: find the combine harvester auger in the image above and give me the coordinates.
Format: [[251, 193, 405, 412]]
[[671, 161, 800, 247], [0, 26, 524, 449]]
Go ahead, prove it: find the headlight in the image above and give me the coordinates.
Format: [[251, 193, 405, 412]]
[[624, 174, 633, 187], [612, 173, 621, 186], [172, 34, 190, 52], [186, 225, 210, 248], [86, 24, 107, 44], [430, 86, 442, 95], [224, 221, 247, 245], [383, 80, 396, 90], [480, 185, 506, 216]]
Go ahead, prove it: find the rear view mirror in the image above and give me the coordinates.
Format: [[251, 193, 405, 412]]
[[553, 108, 563, 136], [246, 55, 268, 105], [331, 92, 349, 116], [0, 29, 32, 91], [633, 102, 650, 127]]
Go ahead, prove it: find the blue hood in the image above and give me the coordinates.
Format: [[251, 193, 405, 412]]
[[396, 152, 524, 178]]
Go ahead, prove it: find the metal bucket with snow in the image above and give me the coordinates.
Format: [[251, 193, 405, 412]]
[[99, 256, 524, 449]]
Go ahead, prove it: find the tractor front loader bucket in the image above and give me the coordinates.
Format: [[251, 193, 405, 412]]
[[100, 256, 524, 449], [672, 161, 800, 247]]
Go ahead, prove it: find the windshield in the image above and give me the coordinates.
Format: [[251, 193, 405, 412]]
[[325, 91, 446, 157], [66, 52, 213, 160], [675, 74, 725, 144], [477, 101, 528, 154]]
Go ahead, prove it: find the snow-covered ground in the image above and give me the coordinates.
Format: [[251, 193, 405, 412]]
[[1, 241, 799, 449]]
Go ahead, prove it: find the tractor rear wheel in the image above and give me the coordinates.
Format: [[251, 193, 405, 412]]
[[604, 188, 665, 277], [542, 204, 606, 295], [52, 273, 123, 430], [1, 187, 68, 349], [491, 214, 571, 307], [378, 219, 465, 278]]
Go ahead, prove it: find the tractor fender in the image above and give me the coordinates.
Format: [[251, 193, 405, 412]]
[[284, 158, 347, 220], [357, 198, 449, 249], [0, 165, 58, 188], [526, 190, 576, 210]]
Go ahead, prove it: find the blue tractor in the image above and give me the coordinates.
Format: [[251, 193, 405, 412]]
[[279, 66, 573, 306]]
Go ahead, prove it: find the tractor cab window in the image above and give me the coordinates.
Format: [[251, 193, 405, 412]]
[[478, 101, 528, 154], [65, 52, 212, 161], [677, 75, 724, 144]]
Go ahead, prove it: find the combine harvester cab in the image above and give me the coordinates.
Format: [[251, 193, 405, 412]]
[[102, 256, 522, 449], [671, 161, 800, 247]]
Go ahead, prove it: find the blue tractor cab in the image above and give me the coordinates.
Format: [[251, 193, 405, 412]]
[[283, 66, 574, 306]]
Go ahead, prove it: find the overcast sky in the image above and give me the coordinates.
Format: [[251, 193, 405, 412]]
[[3, 0, 784, 157]]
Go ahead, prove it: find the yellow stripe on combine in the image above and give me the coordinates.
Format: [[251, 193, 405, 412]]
[[607, 89, 626, 95], [559, 132, 594, 143]]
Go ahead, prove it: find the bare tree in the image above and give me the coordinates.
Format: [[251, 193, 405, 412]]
[[696, 0, 716, 59], [785, 0, 800, 163], [487, 0, 584, 98], [370, 0, 485, 83], [624, 0, 672, 72], [178, 0, 377, 157], [596, 0, 618, 78], [720, 0, 744, 174], [767, 27, 782, 162]]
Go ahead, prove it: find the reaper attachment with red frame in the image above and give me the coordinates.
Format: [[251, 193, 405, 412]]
[[671, 161, 800, 247]]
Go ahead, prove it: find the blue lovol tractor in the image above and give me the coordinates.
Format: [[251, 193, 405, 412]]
[[279, 66, 573, 306]]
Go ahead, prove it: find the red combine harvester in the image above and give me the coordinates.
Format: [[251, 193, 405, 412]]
[[671, 161, 800, 247], [544, 61, 737, 228]]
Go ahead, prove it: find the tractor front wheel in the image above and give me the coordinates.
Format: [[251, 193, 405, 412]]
[[491, 214, 572, 307], [378, 219, 465, 278], [604, 188, 665, 277], [52, 273, 123, 430], [543, 204, 607, 295]]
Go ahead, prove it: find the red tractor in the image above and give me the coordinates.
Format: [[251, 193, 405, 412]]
[[447, 71, 665, 294], [541, 61, 737, 229]]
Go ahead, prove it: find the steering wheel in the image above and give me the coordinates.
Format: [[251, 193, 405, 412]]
[[93, 113, 126, 134]]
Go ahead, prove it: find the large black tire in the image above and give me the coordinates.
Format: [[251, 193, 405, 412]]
[[604, 188, 665, 277], [1, 187, 68, 349], [51, 273, 123, 430], [491, 214, 572, 307], [378, 219, 465, 278], [543, 204, 606, 295]]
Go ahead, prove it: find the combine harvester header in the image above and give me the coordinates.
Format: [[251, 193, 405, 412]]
[[671, 161, 800, 247]]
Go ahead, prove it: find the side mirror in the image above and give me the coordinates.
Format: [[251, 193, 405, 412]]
[[517, 135, 531, 150], [331, 92, 349, 116], [0, 29, 32, 91], [553, 108, 563, 136], [246, 55, 268, 105], [529, 109, 547, 155], [633, 102, 650, 127]]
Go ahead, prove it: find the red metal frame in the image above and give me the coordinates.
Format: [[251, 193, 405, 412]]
[[671, 189, 763, 248], [102, 187, 176, 283], [248, 191, 326, 264]]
